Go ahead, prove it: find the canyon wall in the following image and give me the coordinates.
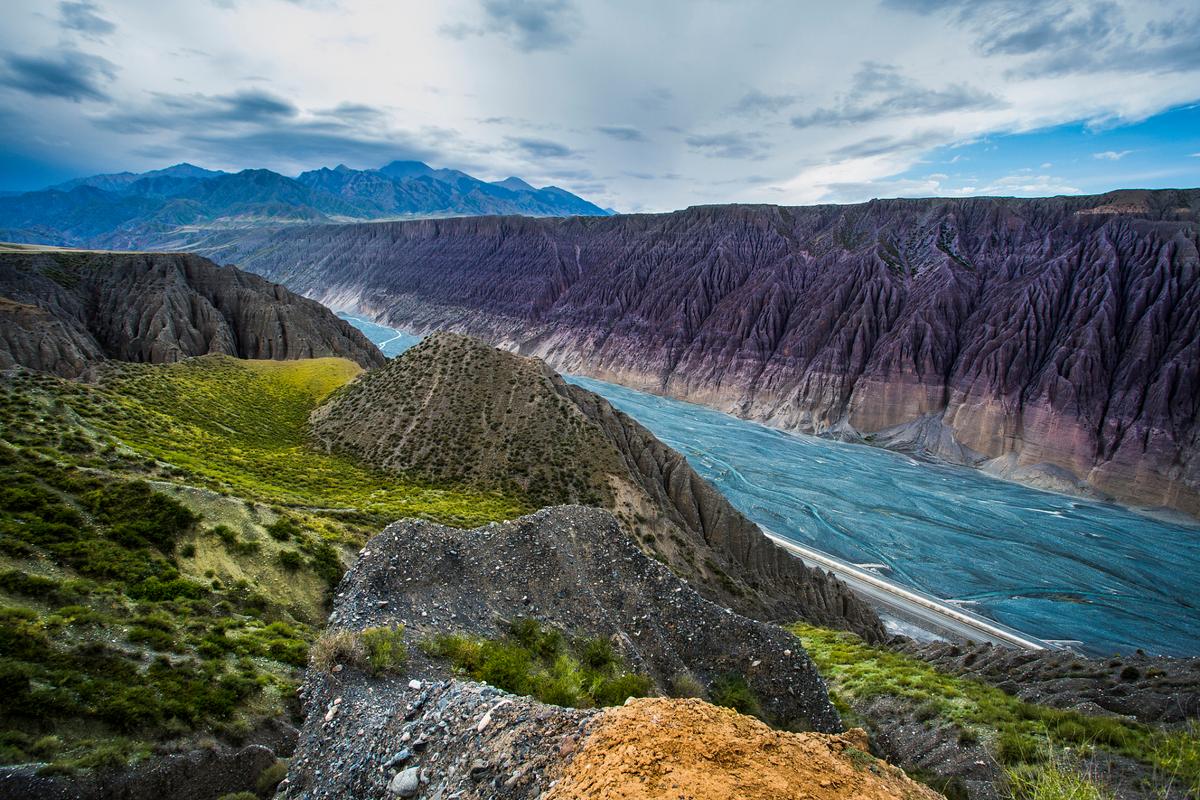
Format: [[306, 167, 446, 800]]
[[215, 190, 1200, 514], [0, 247, 385, 376]]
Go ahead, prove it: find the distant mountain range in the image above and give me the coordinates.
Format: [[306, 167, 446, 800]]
[[0, 160, 612, 249]]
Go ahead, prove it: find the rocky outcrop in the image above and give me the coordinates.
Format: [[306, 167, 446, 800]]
[[0, 247, 385, 377], [283, 505, 864, 797], [310, 333, 884, 640], [284, 683, 933, 800], [220, 189, 1200, 515]]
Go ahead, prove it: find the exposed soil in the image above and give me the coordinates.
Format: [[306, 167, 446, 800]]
[[546, 698, 941, 800]]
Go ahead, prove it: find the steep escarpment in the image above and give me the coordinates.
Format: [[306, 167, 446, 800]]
[[0, 246, 384, 377], [310, 333, 884, 639], [219, 190, 1200, 514]]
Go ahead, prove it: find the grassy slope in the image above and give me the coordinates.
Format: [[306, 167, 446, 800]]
[[792, 624, 1199, 798], [0, 356, 527, 774]]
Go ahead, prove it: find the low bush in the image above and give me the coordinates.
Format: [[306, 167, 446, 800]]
[[277, 551, 303, 572], [709, 674, 761, 718], [424, 619, 652, 709], [309, 629, 366, 672], [360, 625, 407, 675]]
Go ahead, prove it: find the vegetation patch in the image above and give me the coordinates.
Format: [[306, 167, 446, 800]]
[[310, 625, 408, 676], [790, 624, 1199, 794], [78, 356, 528, 527], [0, 357, 530, 772], [422, 618, 653, 709]]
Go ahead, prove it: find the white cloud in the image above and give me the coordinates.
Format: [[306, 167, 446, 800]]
[[1093, 149, 1133, 160], [976, 173, 1082, 195], [0, 0, 1197, 207]]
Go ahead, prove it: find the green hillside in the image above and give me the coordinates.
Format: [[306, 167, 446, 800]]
[[0, 356, 526, 773]]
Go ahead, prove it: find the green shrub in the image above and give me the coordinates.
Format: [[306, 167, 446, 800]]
[[478, 641, 534, 695], [128, 576, 206, 601], [277, 550, 303, 571], [360, 625, 407, 675], [710, 674, 761, 718], [424, 620, 652, 709], [593, 672, 655, 706], [265, 518, 300, 542], [87, 481, 197, 552], [0, 570, 62, 600], [997, 729, 1047, 765]]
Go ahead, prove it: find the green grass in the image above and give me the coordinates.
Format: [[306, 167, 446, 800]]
[[1007, 758, 1114, 800], [790, 624, 1199, 793], [75, 356, 528, 527], [422, 618, 653, 708], [0, 356, 531, 772]]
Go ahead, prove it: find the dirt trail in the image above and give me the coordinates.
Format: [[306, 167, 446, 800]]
[[547, 698, 942, 800]]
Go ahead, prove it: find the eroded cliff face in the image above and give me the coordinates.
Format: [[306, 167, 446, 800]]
[[0, 248, 385, 376], [217, 190, 1200, 514]]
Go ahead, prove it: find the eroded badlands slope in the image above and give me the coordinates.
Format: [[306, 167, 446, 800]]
[[221, 190, 1200, 513], [0, 247, 384, 377], [311, 333, 884, 639]]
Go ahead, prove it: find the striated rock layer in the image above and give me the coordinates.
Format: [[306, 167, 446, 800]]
[[0, 247, 384, 376], [219, 189, 1200, 515], [311, 334, 884, 640]]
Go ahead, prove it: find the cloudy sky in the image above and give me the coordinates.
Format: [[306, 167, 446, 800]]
[[2, 0, 1199, 211]]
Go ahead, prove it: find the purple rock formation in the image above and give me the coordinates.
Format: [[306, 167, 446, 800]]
[[0, 248, 385, 377], [216, 189, 1200, 515]]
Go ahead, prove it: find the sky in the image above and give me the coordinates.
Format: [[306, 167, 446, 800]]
[[1, 0, 1198, 212]]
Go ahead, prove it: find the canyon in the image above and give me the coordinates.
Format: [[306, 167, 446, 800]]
[[206, 189, 1200, 516]]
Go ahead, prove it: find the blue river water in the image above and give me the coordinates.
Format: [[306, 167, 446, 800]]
[[341, 314, 1200, 657]]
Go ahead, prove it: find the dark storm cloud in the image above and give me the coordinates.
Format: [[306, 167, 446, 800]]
[[94, 89, 440, 170], [441, 0, 581, 53], [59, 1, 116, 38], [729, 90, 799, 116], [97, 89, 297, 133], [790, 62, 1000, 128], [596, 125, 646, 142], [176, 127, 434, 167], [685, 131, 769, 160], [0, 49, 116, 102], [507, 136, 576, 158]]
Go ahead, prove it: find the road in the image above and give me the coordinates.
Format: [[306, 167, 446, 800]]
[[765, 533, 1057, 650]]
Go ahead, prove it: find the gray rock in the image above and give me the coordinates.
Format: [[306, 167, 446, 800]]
[[388, 767, 420, 797]]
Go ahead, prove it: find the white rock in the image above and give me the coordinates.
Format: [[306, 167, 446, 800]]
[[408, 679, 423, 690]]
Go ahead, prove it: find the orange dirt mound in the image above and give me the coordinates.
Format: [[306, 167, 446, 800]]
[[546, 698, 942, 800]]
